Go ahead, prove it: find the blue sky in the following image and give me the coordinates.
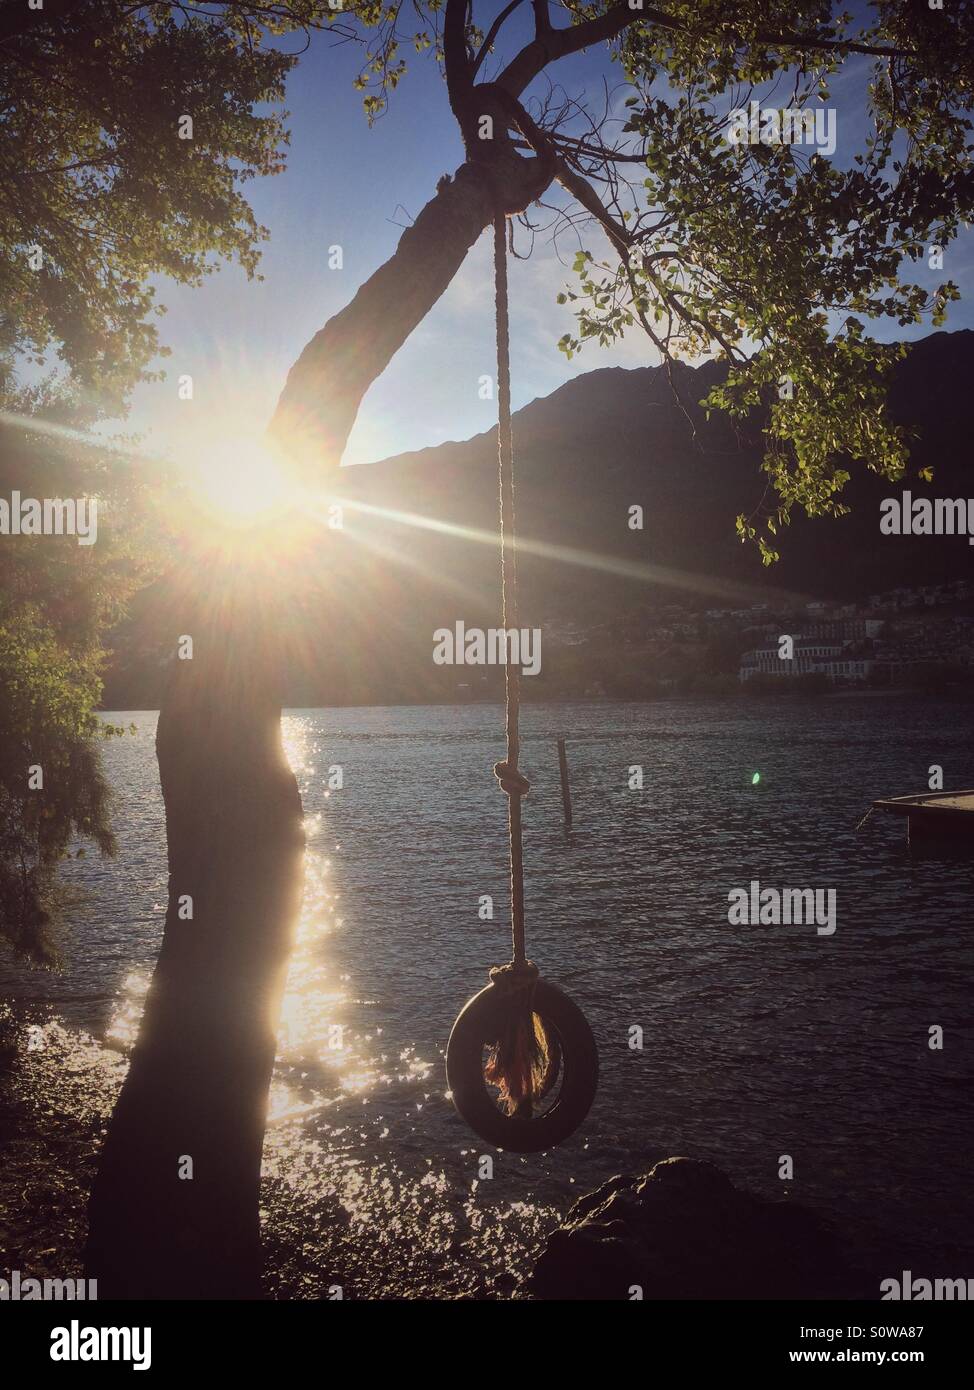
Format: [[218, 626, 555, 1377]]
[[125, 11, 974, 472]]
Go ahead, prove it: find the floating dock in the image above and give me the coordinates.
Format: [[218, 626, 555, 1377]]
[[872, 789, 974, 849]]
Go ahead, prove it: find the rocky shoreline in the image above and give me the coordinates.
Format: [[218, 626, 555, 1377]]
[[0, 1005, 934, 1302], [0, 1004, 543, 1300], [531, 1157, 867, 1300]]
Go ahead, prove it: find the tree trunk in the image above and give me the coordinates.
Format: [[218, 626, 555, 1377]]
[[269, 144, 551, 465], [85, 153, 549, 1298], [85, 579, 305, 1298]]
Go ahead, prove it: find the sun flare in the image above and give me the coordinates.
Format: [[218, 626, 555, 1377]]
[[183, 429, 301, 528]]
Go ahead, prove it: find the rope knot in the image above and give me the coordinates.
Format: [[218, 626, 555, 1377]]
[[493, 760, 530, 799], [489, 959, 539, 993]]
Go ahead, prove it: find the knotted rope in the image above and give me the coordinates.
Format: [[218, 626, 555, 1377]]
[[485, 209, 550, 1114], [491, 210, 530, 968]]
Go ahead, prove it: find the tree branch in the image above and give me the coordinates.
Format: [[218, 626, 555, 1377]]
[[495, 2, 908, 98], [532, 1, 552, 38], [445, 0, 478, 139], [472, 0, 527, 79], [553, 158, 631, 258], [497, 3, 640, 97], [269, 161, 498, 470]]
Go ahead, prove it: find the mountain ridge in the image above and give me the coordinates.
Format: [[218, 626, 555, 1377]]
[[337, 328, 974, 609], [102, 329, 974, 706]]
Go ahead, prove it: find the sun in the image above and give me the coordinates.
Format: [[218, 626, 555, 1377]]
[[183, 428, 301, 528]]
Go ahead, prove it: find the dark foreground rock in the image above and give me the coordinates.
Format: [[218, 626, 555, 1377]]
[[532, 1157, 865, 1300]]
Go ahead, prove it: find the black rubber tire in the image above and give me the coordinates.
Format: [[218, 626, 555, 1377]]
[[537, 1025, 563, 1100], [446, 978, 598, 1152]]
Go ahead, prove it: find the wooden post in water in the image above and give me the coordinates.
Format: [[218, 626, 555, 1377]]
[[557, 737, 573, 829]]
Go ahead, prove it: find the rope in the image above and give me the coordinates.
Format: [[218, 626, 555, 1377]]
[[490, 210, 532, 971], [480, 207, 551, 1117]]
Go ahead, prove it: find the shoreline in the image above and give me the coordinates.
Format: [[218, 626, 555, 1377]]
[[93, 687, 974, 717], [0, 1005, 548, 1300], [2, 1000, 963, 1301]]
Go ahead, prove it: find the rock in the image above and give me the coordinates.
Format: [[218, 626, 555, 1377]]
[[531, 1157, 862, 1300]]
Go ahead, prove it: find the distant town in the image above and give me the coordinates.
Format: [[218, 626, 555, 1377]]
[[100, 578, 974, 709], [531, 578, 974, 700]]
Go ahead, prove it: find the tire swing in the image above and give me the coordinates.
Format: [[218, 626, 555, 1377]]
[[445, 211, 598, 1154]]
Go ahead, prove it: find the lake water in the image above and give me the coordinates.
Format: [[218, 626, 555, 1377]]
[[3, 697, 973, 1294]]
